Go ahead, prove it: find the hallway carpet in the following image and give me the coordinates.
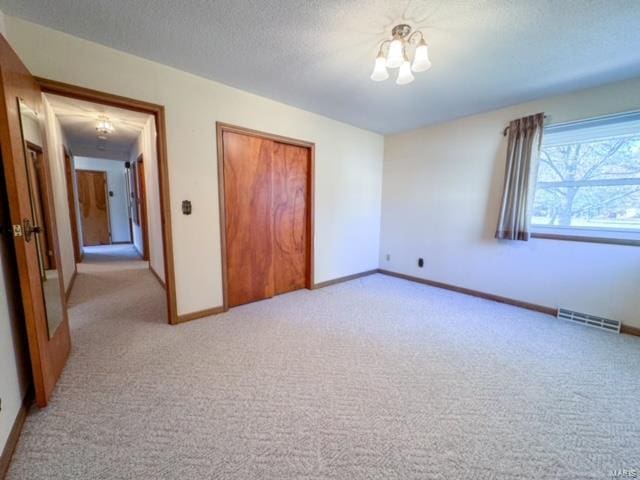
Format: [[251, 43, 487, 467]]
[[7, 251, 640, 479]]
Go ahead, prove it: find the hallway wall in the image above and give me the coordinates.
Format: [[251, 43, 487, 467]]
[[74, 157, 130, 244], [129, 117, 164, 281], [42, 95, 75, 291], [4, 17, 384, 316]]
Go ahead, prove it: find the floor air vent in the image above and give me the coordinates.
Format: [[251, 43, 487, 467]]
[[557, 308, 620, 333]]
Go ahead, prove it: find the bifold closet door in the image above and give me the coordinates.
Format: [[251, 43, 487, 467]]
[[223, 130, 310, 308], [272, 142, 309, 295], [223, 131, 275, 307]]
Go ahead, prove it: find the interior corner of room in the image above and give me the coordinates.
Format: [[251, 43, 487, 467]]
[[0, 3, 639, 479]]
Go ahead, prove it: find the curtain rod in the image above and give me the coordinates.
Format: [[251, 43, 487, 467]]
[[502, 114, 549, 137]]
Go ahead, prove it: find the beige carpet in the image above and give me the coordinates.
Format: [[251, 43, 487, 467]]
[[7, 247, 640, 479]]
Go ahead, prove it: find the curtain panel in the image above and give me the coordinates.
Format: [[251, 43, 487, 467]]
[[495, 112, 545, 241]]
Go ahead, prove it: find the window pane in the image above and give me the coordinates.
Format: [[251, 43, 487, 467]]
[[532, 117, 640, 234], [532, 185, 640, 230]]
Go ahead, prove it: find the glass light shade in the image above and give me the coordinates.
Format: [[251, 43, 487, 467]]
[[386, 38, 404, 68], [96, 118, 114, 134], [412, 41, 432, 72], [370, 54, 389, 81], [396, 59, 415, 85]]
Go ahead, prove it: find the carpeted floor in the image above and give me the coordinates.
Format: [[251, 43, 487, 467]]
[[7, 246, 640, 479]]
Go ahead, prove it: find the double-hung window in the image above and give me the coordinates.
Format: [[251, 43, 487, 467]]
[[531, 111, 640, 245]]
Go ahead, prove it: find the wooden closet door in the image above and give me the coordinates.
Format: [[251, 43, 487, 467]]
[[272, 142, 309, 294], [223, 131, 275, 307]]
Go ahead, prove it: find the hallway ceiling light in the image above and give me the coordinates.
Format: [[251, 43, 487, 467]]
[[96, 115, 115, 135], [370, 24, 432, 85]]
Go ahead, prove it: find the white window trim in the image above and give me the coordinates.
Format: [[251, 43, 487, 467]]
[[530, 111, 640, 247], [531, 224, 640, 242]]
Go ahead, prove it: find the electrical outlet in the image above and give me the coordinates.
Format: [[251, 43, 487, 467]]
[[418, 257, 424, 268], [385, 254, 391, 261]]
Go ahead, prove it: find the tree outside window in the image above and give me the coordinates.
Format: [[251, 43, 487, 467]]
[[532, 123, 640, 233]]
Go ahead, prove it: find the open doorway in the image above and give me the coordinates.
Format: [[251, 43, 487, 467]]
[[44, 93, 161, 271], [38, 80, 177, 326]]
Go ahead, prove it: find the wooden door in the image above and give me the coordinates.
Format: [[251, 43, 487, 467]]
[[77, 169, 111, 246], [223, 130, 275, 307], [273, 142, 309, 294], [63, 148, 82, 262], [221, 127, 311, 308], [0, 35, 70, 407]]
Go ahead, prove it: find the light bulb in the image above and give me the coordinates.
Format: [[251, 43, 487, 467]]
[[412, 40, 431, 72], [96, 116, 114, 135], [370, 53, 389, 81], [396, 58, 415, 85], [386, 38, 404, 68]]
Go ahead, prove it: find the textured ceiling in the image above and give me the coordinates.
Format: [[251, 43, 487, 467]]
[[5, 0, 640, 134], [45, 93, 150, 160]]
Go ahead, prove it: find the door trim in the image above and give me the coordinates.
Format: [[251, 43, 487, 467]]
[[136, 154, 150, 261], [216, 122, 315, 311], [62, 146, 82, 262], [37, 77, 178, 325]]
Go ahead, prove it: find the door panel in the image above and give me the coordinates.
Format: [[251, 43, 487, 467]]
[[223, 131, 274, 307], [26, 144, 56, 271], [22, 138, 65, 339], [77, 169, 110, 246], [273, 142, 308, 294], [0, 36, 70, 407]]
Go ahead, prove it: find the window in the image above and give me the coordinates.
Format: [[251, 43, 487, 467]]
[[531, 111, 640, 244]]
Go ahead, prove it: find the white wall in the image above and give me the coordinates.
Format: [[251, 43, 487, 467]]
[[42, 96, 75, 291], [4, 17, 384, 315], [129, 117, 164, 280], [0, 224, 30, 465], [74, 157, 130, 244], [381, 77, 640, 328]]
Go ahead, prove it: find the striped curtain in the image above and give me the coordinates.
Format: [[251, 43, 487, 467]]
[[495, 112, 545, 241]]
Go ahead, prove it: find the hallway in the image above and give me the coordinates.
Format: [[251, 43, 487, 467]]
[[8, 244, 169, 477]]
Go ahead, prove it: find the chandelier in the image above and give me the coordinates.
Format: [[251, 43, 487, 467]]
[[96, 115, 115, 136], [370, 24, 431, 85]]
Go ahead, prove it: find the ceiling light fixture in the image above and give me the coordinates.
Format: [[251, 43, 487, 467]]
[[96, 115, 115, 135], [370, 24, 431, 85]]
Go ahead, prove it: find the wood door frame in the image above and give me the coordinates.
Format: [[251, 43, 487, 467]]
[[38, 77, 178, 324], [62, 146, 82, 262], [136, 154, 150, 261], [76, 168, 112, 245], [216, 122, 315, 312]]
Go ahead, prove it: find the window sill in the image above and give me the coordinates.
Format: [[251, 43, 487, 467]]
[[531, 231, 640, 247]]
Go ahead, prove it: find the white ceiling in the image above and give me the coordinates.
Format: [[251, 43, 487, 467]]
[[45, 94, 150, 161], [6, 0, 640, 134]]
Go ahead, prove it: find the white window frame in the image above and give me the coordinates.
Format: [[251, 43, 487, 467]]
[[530, 111, 640, 247]]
